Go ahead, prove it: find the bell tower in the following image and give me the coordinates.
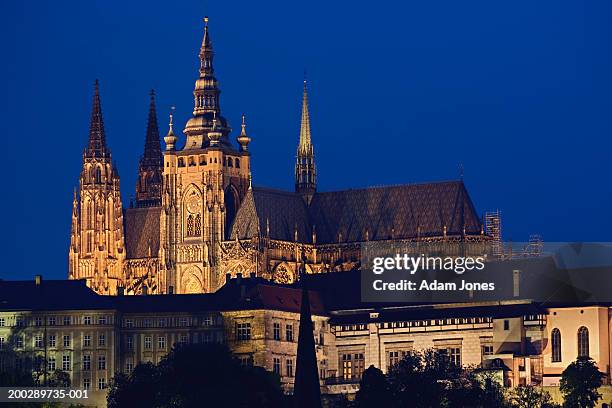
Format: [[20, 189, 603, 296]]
[[69, 80, 126, 295], [159, 17, 252, 294]]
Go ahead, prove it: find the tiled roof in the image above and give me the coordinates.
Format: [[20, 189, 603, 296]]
[[0, 280, 111, 311], [124, 206, 161, 258], [230, 188, 312, 242], [230, 181, 482, 244]]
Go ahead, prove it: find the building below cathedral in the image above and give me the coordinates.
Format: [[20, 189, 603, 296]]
[[2, 268, 612, 407], [68, 18, 489, 296]]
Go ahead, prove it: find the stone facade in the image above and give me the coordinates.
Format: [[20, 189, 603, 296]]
[[68, 18, 489, 296]]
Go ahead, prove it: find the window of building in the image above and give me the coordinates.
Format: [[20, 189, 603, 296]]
[[125, 319, 134, 328], [0, 337, 5, 350], [551, 328, 562, 362], [286, 324, 294, 342], [16, 317, 25, 327], [83, 316, 92, 325], [98, 377, 106, 390], [203, 315, 213, 326], [286, 359, 294, 377], [235, 158, 240, 168], [481, 345, 494, 360], [98, 316, 107, 325], [15, 336, 23, 349], [237, 323, 251, 341], [126, 336, 133, 350], [34, 335, 43, 349], [0, 318, 4, 327], [273, 323, 281, 340], [239, 355, 253, 367], [47, 357, 56, 371], [63, 335, 71, 348], [83, 378, 91, 390], [388, 350, 405, 370], [48, 316, 56, 326], [83, 335, 91, 348], [158, 336, 166, 349], [34, 317, 42, 327], [503, 320, 510, 331], [578, 326, 589, 358], [179, 318, 188, 327], [48, 335, 56, 348], [179, 334, 188, 344], [439, 347, 462, 366], [158, 318, 167, 328], [126, 358, 133, 373], [341, 354, 353, 380], [83, 355, 91, 371], [273, 358, 281, 375], [98, 334, 106, 347], [98, 355, 106, 370], [144, 336, 152, 350], [62, 355, 71, 371], [63, 316, 71, 326]]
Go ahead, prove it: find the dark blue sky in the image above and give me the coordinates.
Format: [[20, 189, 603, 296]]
[[2, 1, 612, 280]]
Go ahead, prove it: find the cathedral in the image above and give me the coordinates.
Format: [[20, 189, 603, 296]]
[[68, 18, 488, 295]]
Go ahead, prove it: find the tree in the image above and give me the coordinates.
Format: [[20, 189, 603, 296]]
[[560, 357, 604, 408], [107, 343, 285, 408], [354, 365, 392, 408], [510, 385, 554, 408]]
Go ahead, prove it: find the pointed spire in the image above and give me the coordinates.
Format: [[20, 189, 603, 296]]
[[86, 79, 108, 157], [295, 77, 317, 203], [298, 78, 313, 155], [199, 16, 214, 78], [294, 251, 322, 408], [136, 90, 163, 208], [143, 89, 162, 165]]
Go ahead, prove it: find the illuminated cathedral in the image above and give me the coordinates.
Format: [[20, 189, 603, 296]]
[[68, 18, 487, 295]]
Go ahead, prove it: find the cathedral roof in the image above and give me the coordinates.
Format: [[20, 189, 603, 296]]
[[230, 180, 482, 244], [124, 206, 161, 259]]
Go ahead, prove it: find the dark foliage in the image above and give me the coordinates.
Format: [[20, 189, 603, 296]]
[[107, 343, 285, 408]]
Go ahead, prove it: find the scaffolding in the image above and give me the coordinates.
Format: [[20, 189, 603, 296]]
[[485, 210, 502, 258]]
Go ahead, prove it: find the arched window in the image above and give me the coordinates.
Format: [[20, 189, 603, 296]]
[[194, 214, 201, 236], [578, 326, 589, 357], [235, 158, 240, 168], [186, 215, 195, 237], [227, 158, 233, 167], [95, 167, 102, 184], [551, 328, 561, 362]]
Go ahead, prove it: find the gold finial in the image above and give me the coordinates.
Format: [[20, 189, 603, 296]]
[[169, 106, 175, 128], [204, 16, 209, 26]]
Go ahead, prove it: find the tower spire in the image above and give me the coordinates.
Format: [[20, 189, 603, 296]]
[[87, 79, 107, 157], [294, 251, 322, 408], [295, 78, 316, 203], [183, 16, 234, 150], [135, 90, 163, 207]]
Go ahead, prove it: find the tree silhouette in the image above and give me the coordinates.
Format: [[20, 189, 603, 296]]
[[107, 343, 285, 408], [560, 357, 604, 408]]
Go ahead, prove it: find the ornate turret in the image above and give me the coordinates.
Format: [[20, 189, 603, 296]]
[[135, 90, 163, 207], [236, 113, 251, 151], [295, 79, 317, 203], [183, 17, 233, 150], [164, 107, 177, 151]]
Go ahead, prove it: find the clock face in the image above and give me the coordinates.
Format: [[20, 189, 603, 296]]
[[186, 194, 202, 214]]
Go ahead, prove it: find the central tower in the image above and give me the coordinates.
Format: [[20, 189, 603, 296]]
[[159, 18, 252, 294]]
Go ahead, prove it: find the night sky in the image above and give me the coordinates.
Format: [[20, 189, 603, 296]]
[[2, 1, 612, 281]]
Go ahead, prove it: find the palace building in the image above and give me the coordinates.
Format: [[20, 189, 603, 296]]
[[68, 18, 488, 296]]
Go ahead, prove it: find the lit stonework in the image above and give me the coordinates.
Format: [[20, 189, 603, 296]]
[[68, 18, 489, 295]]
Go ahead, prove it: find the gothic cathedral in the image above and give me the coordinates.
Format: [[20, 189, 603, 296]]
[[69, 18, 488, 295]]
